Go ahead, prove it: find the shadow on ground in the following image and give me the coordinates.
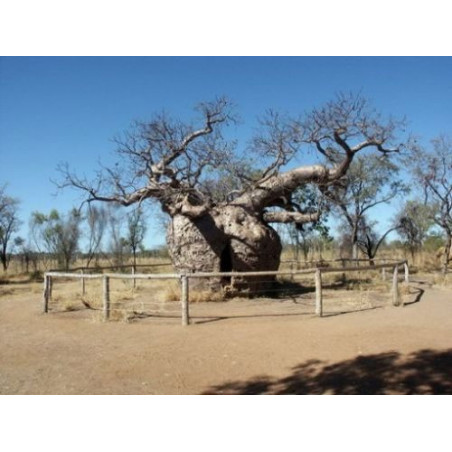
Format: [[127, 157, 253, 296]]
[[203, 349, 452, 394]]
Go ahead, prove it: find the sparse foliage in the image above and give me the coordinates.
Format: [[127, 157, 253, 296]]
[[106, 205, 127, 268], [322, 152, 408, 259], [395, 200, 434, 261], [30, 209, 82, 270], [126, 207, 147, 267], [279, 184, 332, 261], [84, 205, 108, 267]]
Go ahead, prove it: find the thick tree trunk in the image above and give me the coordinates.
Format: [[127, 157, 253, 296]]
[[167, 205, 282, 293]]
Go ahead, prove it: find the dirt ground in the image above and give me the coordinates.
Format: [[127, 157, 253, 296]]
[[1, 278, 451, 394]]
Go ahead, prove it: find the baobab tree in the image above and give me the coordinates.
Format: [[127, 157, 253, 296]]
[[58, 94, 405, 289]]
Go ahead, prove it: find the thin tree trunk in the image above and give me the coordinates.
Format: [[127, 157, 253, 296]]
[[351, 224, 359, 260], [442, 232, 451, 275]]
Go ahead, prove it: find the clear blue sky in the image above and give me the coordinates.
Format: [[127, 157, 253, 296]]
[[1, 57, 451, 248]]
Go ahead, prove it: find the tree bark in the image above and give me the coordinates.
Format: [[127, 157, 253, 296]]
[[167, 205, 282, 292]]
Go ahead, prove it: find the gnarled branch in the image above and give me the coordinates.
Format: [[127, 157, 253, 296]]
[[263, 210, 320, 224]]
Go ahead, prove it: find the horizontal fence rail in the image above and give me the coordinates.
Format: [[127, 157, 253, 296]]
[[49, 262, 173, 273], [43, 260, 409, 326]]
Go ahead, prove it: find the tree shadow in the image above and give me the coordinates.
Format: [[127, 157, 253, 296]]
[[263, 277, 382, 299], [203, 349, 452, 394], [404, 287, 425, 306], [192, 311, 314, 325]]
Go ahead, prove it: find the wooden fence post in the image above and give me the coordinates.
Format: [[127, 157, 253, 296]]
[[49, 274, 53, 300], [181, 274, 190, 326], [392, 265, 400, 306], [80, 269, 86, 296], [132, 265, 136, 289], [315, 268, 323, 317], [43, 274, 50, 313], [404, 261, 409, 284], [103, 275, 110, 321]]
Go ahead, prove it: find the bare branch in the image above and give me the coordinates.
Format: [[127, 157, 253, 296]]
[[57, 98, 235, 215], [263, 210, 320, 224]]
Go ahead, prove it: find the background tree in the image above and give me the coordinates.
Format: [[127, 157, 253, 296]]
[[84, 205, 108, 268], [279, 184, 332, 262], [410, 135, 452, 274], [31, 209, 82, 270], [322, 152, 408, 260], [0, 185, 22, 271], [356, 218, 400, 263], [126, 207, 147, 268], [12, 236, 34, 274], [106, 205, 127, 268], [395, 200, 433, 262], [59, 94, 405, 289]]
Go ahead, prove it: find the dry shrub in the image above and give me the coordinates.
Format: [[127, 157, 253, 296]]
[[189, 289, 224, 303], [108, 308, 135, 323], [0, 288, 14, 297], [356, 290, 373, 310], [89, 310, 104, 323], [112, 291, 135, 302], [400, 283, 411, 296], [62, 301, 79, 312], [430, 273, 450, 287], [161, 281, 181, 302], [160, 280, 225, 303]]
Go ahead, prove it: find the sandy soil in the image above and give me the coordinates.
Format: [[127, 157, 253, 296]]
[[1, 279, 451, 394]]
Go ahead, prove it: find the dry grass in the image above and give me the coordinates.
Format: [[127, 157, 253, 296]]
[[189, 289, 225, 303], [1, 250, 449, 325], [4, 256, 174, 277], [159, 280, 180, 302]]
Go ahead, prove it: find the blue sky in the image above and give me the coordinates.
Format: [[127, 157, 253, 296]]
[[1, 57, 451, 248]]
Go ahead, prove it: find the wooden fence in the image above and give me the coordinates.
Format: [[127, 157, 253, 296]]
[[43, 260, 409, 326]]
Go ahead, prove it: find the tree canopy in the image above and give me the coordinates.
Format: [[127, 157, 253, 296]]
[[58, 93, 405, 228]]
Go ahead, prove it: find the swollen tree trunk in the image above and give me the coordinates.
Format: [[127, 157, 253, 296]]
[[167, 205, 282, 292]]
